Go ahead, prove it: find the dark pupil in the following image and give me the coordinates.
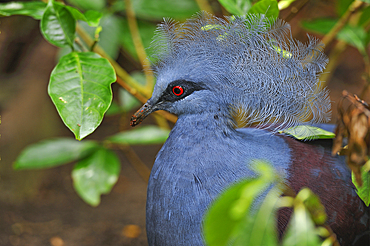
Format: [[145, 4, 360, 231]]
[[174, 87, 181, 95]]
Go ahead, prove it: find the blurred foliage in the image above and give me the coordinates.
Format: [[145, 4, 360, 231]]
[[1, 0, 370, 243], [204, 161, 338, 246]]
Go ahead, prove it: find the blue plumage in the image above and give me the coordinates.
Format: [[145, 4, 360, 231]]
[[130, 12, 369, 246]]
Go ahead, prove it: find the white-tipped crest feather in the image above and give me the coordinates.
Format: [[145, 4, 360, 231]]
[[148, 12, 331, 132]]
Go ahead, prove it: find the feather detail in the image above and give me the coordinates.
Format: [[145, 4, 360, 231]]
[[148, 12, 331, 132]]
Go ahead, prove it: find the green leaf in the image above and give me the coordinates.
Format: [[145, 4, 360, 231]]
[[0, 1, 46, 19], [48, 52, 116, 140], [105, 101, 122, 116], [248, 0, 279, 20], [278, 0, 297, 10], [280, 125, 335, 140], [302, 19, 367, 54], [282, 203, 322, 246], [14, 138, 99, 170], [358, 6, 370, 27], [232, 188, 280, 246], [131, 0, 200, 21], [118, 72, 145, 113], [301, 18, 337, 34], [203, 161, 278, 246], [40, 0, 76, 48], [79, 14, 123, 59], [119, 88, 140, 113], [84, 10, 102, 27], [64, 7, 102, 27], [352, 167, 370, 206], [120, 19, 157, 60], [66, 0, 106, 11], [337, 26, 367, 54], [218, 0, 252, 16], [296, 188, 327, 225], [107, 125, 170, 145], [72, 147, 120, 206], [336, 0, 354, 16]]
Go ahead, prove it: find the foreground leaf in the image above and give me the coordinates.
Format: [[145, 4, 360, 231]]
[[248, 0, 279, 20], [352, 167, 370, 206], [0, 1, 46, 19], [48, 52, 116, 140], [72, 147, 120, 206], [65, 6, 102, 27], [280, 125, 335, 140], [232, 188, 280, 246], [203, 161, 278, 246], [282, 203, 321, 246], [107, 125, 170, 145], [40, 0, 75, 48], [14, 138, 98, 169], [218, 0, 252, 16]]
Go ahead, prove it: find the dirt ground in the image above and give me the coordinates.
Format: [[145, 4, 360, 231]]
[[0, 6, 368, 246]]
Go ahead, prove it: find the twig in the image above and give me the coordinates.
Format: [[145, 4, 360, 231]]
[[284, 0, 309, 22], [116, 77, 177, 123], [75, 24, 152, 98], [119, 145, 151, 183], [124, 0, 155, 90], [195, 0, 214, 14], [321, 0, 365, 47]]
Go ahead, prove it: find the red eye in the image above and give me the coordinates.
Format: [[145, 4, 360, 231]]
[[172, 85, 184, 96]]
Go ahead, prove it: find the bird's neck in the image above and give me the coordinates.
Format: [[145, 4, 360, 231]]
[[173, 111, 237, 138]]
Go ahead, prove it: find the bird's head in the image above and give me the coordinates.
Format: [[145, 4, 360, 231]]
[[131, 12, 331, 130]]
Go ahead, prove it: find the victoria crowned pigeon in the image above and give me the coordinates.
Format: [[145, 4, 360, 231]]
[[130, 13, 369, 246]]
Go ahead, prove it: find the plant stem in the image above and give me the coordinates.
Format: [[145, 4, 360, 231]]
[[119, 145, 151, 183], [195, 0, 214, 14], [321, 0, 364, 47], [124, 0, 155, 91]]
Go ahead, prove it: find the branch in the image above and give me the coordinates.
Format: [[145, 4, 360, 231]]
[[321, 0, 365, 47], [195, 0, 214, 14], [124, 0, 155, 90]]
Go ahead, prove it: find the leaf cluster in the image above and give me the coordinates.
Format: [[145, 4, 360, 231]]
[[203, 161, 339, 246]]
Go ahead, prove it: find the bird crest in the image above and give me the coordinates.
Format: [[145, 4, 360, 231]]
[[147, 12, 331, 132]]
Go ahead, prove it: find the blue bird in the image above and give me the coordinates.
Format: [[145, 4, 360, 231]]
[[130, 13, 369, 246]]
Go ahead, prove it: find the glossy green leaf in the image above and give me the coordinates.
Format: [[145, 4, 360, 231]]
[[203, 161, 278, 246], [72, 148, 120, 206], [248, 0, 279, 20], [107, 126, 170, 145], [40, 0, 76, 48], [232, 188, 280, 246], [84, 10, 102, 26], [132, 0, 199, 21], [218, 0, 252, 16], [352, 167, 370, 206], [278, 0, 297, 10], [120, 19, 157, 60], [14, 138, 99, 170], [280, 125, 335, 140], [0, 1, 46, 19], [48, 52, 116, 140], [64, 7, 102, 27], [66, 0, 105, 11], [282, 204, 321, 246], [296, 188, 327, 225]]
